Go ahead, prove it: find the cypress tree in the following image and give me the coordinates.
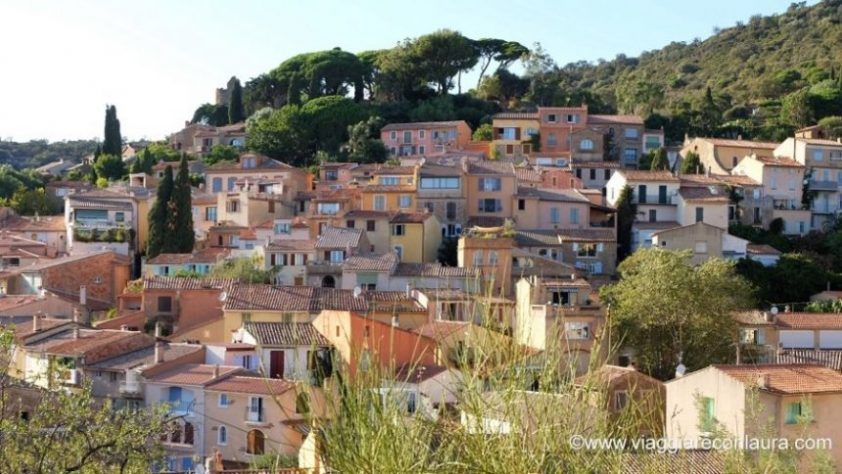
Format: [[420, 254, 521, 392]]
[[616, 185, 637, 262], [166, 155, 194, 253], [103, 105, 122, 156], [228, 78, 244, 124], [147, 166, 174, 258], [649, 148, 669, 171]]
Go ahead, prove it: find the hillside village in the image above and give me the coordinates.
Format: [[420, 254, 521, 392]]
[[4, 102, 842, 472], [6, 2, 842, 473]]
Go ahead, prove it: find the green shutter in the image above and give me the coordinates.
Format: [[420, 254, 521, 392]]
[[357, 273, 378, 285], [785, 402, 801, 424]]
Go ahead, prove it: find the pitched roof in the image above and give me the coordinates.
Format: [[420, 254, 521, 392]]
[[588, 114, 644, 125], [343, 210, 392, 219], [372, 166, 416, 176], [25, 329, 155, 364], [702, 138, 778, 148], [677, 187, 730, 203], [713, 364, 842, 394], [266, 240, 315, 252], [224, 285, 369, 312], [142, 276, 235, 291], [16, 251, 127, 273], [617, 170, 679, 182], [516, 229, 616, 247], [515, 187, 590, 203], [467, 161, 515, 176], [492, 112, 538, 120], [574, 364, 662, 387], [343, 253, 398, 272], [775, 312, 842, 330], [754, 155, 803, 168], [797, 137, 842, 147], [393, 262, 477, 278], [88, 342, 203, 370], [243, 322, 330, 346], [381, 121, 467, 131], [390, 212, 434, 224], [746, 244, 782, 256], [206, 375, 296, 395], [775, 350, 842, 372], [315, 227, 363, 249], [146, 248, 229, 265], [623, 450, 724, 474], [514, 167, 542, 183], [413, 321, 471, 340], [394, 363, 449, 383], [146, 363, 242, 386]]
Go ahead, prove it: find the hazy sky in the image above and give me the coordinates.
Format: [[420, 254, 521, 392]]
[[1, 0, 803, 142]]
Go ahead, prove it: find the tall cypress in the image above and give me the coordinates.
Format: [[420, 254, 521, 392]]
[[103, 105, 122, 156], [166, 155, 194, 253], [147, 166, 174, 258], [228, 78, 244, 124]]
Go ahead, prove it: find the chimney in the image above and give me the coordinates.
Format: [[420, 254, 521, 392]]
[[32, 314, 40, 332], [79, 286, 87, 306], [763, 311, 775, 323], [756, 373, 768, 389], [120, 324, 129, 331], [405, 283, 411, 298], [73, 326, 80, 340], [154, 322, 162, 338], [154, 340, 164, 363], [213, 364, 220, 378], [706, 166, 710, 178], [737, 134, 743, 140], [784, 305, 791, 313]]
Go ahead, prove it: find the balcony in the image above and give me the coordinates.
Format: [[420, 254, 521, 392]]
[[811, 203, 840, 215], [810, 180, 840, 192], [73, 226, 131, 243], [306, 261, 343, 275], [772, 200, 801, 211], [245, 408, 270, 426], [635, 195, 673, 205], [119, 381, 141, 395]]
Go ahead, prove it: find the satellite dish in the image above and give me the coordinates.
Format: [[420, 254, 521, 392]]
[[219, 291, 228, 302], [770, 306, 779, 315], [353, 286, 362, 299]]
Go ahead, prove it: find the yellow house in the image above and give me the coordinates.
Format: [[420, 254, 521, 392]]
[[388, 212, 442, 263], [491, 113, 540, 159], [360, 166, 418, 213]]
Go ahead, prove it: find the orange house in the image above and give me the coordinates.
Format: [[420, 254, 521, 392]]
[[360, 166, 418, 213], [538, 106, 589, 159], [312, 310, 436, 377]]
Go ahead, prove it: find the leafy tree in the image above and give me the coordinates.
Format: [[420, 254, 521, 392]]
[[165, 155, 194, 253], [209, 255, 275, 283], [203, 144, 240, 166], [147, 166, 174, 258], [270, 48, 366, 105], [649, 148, 669, 171], [243, 73, 283, 113], [471, 39, 529, 90], [228, 76, 244, 124], [411, 29, 478, 94], [818, 116, 842, 139], [601, 249, 753, 380], [680, 151, 702, 174], [92, 154, 126, 182], [5, 188, 61, 215], [409, 96, 457, 122], [780, 87, 815, 129], [130, 148, 155, 174], [736, 253, 832, 305], [472, 123, 493, 141], [145, 141, 180, 162], [191, 103, 229, 126], [615, 185, 637, 262], [102, 105, 122, 156], [437, 237, 458, 266], [346, 117, 388, 163]]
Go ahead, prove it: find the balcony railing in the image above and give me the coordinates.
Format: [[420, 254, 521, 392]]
[[635, 195, 673, 205], [810, 180, 840, 191], [306, 262, 344, 274], [119, 381, 141, 394]]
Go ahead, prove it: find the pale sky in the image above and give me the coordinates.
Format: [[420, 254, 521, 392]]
[[1, 0, 802, 143]]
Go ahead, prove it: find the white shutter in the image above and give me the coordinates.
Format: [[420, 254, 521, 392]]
[[597, 243, 604, 252], [572, 243, 579, 251]]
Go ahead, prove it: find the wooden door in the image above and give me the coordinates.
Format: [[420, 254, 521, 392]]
[[269, 350, 285, 379]]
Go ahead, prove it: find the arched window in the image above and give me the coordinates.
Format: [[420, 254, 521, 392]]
[[218, 425, 228, 445], [247, 429, 265, 455], [580, 139, 594, 151], [322, 275, 335, 288]]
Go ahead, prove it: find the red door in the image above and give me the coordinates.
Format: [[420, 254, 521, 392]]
[[269, 351, 285, 379]]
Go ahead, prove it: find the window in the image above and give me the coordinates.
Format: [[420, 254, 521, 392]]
[[506, 144, 514, 155], [695, 207, 704, 223], [649, 209, 657, 222], [241, 355, 253, 370], [472, 250, 483, 267], [525, 127, 539, 137], [329, 250, 345, 263], [479, 178, 501, 191], [580, 139, 594, 151], [419, 130, 425, 139], [158, 296, 172, 313], [205, 207, 217, 222], [248, 397, 264, 422], [550, 208, 560, 224], [623, 148, 638, 163], [393, 245, 403, 259], [547, 133, 558, 146], [227, 177, 237, 191], [446, 202, 457, 220], [589, 169, 596, 180], [380, 176, 399, 185], [218, 425, 228, 445], [701, 397, 716, 432], [813, 149, 824, 162], [183, 422, 195, 445], [478, 199, 502, 212], [614, 391, 629, 410], [576, 243, 597, 257], [346, 220, 355, 229], [226, 200, 240, 213], [546, 114, 557, 123], [274, 222, 291, 234], [403, 131, 412, 143], [424, 202, 434, 212], [566, 114, 578, 123], [564, 322, 590, 339], [374, 195, 386, 211], [624, 128, 639, 139], [576, 168, 582, 179], [570, 208, 579, 225], [317, 203, 339, 215], [398, 195, 412, 208], [247, 429, 265, 455], [489, 251, 498, 265], [832, 150, 842, 161], [518, 199, 526, 211], [604, 169, 611, 180], [694, 241, 708, 254], [366, 220, 376, 232], [115, 212, 125, 222], [770, 176, 778, 190], [420, 177, 459, 189], [212, 177, 222, 193], [501, 127, 517, 140], [785, 402, 803, 424], [391, 224, 405, 236], [390, 131, 397, 140], [419, 146, 425, 155]]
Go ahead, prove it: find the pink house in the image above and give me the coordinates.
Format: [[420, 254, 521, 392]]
[[381, 121, 472, 157]]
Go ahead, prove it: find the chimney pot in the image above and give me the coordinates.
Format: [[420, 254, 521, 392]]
[[213, 364, 220, 378], [154, 322, 162, 338], [73, 326, 80, 340], [32, 314, 40, 332], [154, 340, 164, 363]]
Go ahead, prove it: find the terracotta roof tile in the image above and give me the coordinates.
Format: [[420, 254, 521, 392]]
[[381, 121, 467, 131], [746, 244, 781, 255], [754, 155, 803, 168], [393, 262, 477, 278], [467, 161, 516, 176], [775, 312, 842, 330], [623, 450, 724, 474], [142, 276, 235, 291], [588, 114, 644, 125], [343, 253, 398, 272], [243, 322, 330, 346], [146, 364, 242, 386], [146, 248, 229, 265], [206, 375, 296, 395], [677, 187, 729, 203], [617, 170, 680, 182], [394, 363, 449, 382], [314, 227, 363, 249], [26, 329, 155, 364], [224, 285, 368, 312], [492, 112, 538, 120], [413, 321, 471, 340], [775, 350, 842, 372], [714, 364, 842, 394], [266, 240, 315, 252], [390, 212, 433, 224], [702, 138, 778, 148]]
